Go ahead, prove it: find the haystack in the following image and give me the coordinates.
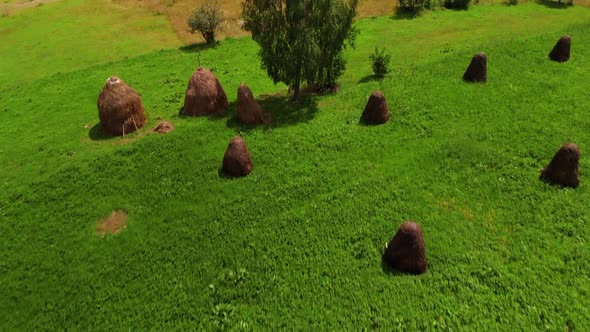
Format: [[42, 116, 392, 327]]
[[549, 36, 571, 63], [237, 83, 271, 125], [183, 67, 228, 116], [222, 136, 253, 177], [540, 143, 580, 188], [463, 52, 487, 83], [361, 91, 390, 125], [383, 221, 427, 274], [97, 76, 147, 136]]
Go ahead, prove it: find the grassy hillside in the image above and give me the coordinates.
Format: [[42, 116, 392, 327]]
[[1, 3, 590, 330], [111, 0, 398, 43], [0, 0, 396, 86], [0, 0, 180, 85]]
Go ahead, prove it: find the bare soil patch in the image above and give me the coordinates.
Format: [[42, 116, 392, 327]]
[[96, 210, 128, 236]]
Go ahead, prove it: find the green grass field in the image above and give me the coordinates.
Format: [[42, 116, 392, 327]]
[[0, 0, 180, 85], [1, 3, 590, 330]]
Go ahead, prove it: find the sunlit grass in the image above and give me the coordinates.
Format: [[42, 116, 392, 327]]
[[1, 3, 590, 330]]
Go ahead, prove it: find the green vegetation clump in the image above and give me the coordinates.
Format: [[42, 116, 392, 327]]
[[369, 47, 392, 78]]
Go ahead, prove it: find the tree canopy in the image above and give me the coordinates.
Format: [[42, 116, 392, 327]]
[[242, 0, 358, 100]]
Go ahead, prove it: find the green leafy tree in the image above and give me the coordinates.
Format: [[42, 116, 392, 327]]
[[242, 0, 358, 100], [188, 1, 225, 44]]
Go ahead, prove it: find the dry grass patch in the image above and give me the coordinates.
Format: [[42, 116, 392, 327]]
[[96, 210, 128, 236], [112, 0, 394, 44]]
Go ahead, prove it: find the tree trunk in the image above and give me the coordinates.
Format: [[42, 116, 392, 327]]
[[292, 61, 302, 101], [292, 82, 300, 101]]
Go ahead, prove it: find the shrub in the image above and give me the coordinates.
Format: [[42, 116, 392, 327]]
[[398, 0, 431, 12], [443, 0, 471, 9], [505, 0, 518, 5], [369, 47, 392, 78], [188, 1, 225, 44]]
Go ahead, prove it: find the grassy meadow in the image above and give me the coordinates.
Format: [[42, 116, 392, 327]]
[[0, 0, 180, 84], [1, 2, 590, 330]]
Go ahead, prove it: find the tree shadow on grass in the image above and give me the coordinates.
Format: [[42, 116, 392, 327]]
[[358, 75, 382, 84], [535, 0, 572, 8], [178, 41, 219, 53], [391, 8, 423, 20], [210, 93, 319, 131]]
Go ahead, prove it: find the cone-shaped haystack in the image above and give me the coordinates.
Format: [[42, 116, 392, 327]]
[[384, 221, 427, 274], [237, 83, 271, 125], [361, 91, 391, 125], [152, 121, 175, 134], [183, 67, 228, 116], [97, 76, 147, 136], [222, 136, 253, 177], [463, 52, 487, 83], [549, 36, 571, 63], [540, 143, 579, 188]]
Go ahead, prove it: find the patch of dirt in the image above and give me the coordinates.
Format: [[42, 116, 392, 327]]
[[96, 210, 128, 236]]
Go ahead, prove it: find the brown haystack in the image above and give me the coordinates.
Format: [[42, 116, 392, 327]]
[[152, 121, 175, 134], [463, 52, 487, 83], [237, 83, 272, 125], [540, 143, 580, 188], [549, 35, 571, 63], [384, 221, 427, 274], [361, 91, 391, 125], [183, 67, 228, 116], [222, 136, 253, 177], [97, 76, 147, 136]]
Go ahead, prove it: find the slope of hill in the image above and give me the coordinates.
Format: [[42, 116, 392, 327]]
[[111, 0, 396, 43], [0, 0, 181, 85], [1, 3, 590, 330]]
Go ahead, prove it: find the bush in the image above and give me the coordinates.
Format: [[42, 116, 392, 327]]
[[398, 0, 431, 12], [188, 1, 225, 44], [369, 47, 392, 78], [443, 0, 471, 9], [505, 0, 518, 5]]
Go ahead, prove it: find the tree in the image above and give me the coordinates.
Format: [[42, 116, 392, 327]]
[[188, 1, 225, 44], [242, 0, 358, 100]]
